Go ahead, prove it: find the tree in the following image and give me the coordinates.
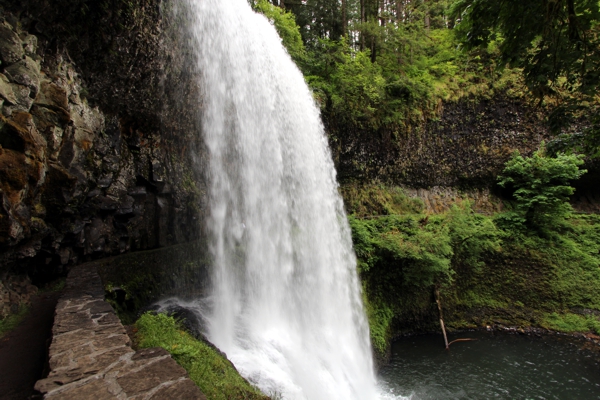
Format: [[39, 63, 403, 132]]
[[254, 0, 306, 65], [497, 148, 586, 231], [453, 0, 600, 154]]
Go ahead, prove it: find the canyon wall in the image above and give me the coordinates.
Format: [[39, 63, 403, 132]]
[[0, 0, 207, 295]]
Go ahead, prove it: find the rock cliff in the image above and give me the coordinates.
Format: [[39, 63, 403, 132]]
[[0, 0, 207, 294]]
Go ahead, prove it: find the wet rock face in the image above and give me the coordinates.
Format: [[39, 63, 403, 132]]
[[0, 274, 38, 318], [0, 6, 206, 281], [327, 96, 549, 188]]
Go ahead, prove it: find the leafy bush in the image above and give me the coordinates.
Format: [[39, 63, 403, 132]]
[[254, 0, 305, 65], [348, 198, 503, 355], [350, 201, 501, 288], [497, 148, 586, 231]]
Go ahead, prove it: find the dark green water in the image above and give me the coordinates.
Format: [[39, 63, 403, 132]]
[[378, 331, 600, 399]]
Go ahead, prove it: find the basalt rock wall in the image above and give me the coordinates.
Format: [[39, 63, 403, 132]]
[[0, 1, 207, 283], [328, 96, 549, 189]]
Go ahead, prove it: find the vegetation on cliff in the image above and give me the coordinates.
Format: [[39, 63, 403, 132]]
[[345, 151, 600, 357], [250, 0, 600, 357], [259, 0, 599, 160]]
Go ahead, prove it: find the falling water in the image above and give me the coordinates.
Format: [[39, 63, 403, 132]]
[[183, 0, 380, 398]]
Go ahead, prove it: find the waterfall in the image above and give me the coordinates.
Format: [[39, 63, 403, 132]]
[[182, 1, 380, 398]]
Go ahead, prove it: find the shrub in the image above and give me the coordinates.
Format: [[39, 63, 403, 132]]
[[497, 148, 586, 231]]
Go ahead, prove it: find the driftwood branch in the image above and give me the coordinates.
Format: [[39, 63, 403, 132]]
[[435, 287, 477, 350], [448, 338, 477, 346], [435, 288, 449, 350]]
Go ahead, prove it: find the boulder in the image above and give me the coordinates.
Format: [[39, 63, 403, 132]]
[[0, 22, 24, 65], [21, 34, 37, 57], [0, 73, 17, 104], [7, 83, 32, 112], [4, 56, 40, 97], [34, 81, 69, 112]]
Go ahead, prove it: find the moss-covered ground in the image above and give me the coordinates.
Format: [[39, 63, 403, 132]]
[[135, 313, 269, 400]]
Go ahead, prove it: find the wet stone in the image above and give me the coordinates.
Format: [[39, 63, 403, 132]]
[[116, 357, 185, 395], [149, 379, 207, 400], [45, 378, 116, 400], [37, 264, 206, 399], [4, 56, 40, 97], [34, 81, 68, 112], [0, 73, 17, 104], [0, 22, 24, 65]]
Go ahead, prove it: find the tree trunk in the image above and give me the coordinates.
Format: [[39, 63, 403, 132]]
[[342, 0, 347, 36], [396, 0, 404, 24], [566, 0, 580, 41], [435, 287, 449, 350], [424, 0, 430, 30], [360, 0, 365, 51]]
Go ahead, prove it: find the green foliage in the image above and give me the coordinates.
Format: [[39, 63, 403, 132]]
[[349, 200, 501, 287], [330, 50, 386, 125], [136, 313, 269, 400], [542, 312, 600, 335], [0, 305, 29, 338], [262, 0, 522, 131], [341, 184, 424, 217], [453, 0, 600, 97], [254, 0, 306, 65], [363, 295, 394, 355], [497, 148, 586, 231], [345, 183, 600, 356], [445, 204, 503, 268], [347, 192, 503, 356], [349, 214, 453, 287], [453, 0, 600, 152]]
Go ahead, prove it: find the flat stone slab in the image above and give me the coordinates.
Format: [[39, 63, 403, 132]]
[[35, 265, 206, 399]]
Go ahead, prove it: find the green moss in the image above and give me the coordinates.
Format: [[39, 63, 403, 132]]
[[135, 313, 269, 400], [363, 294, 394, 356], [0, 305, 29, 338], [541, 312, 600, 335], [346, 183, 600, 355], [40, 278, 66, 293], [341, 184, 424, 218]]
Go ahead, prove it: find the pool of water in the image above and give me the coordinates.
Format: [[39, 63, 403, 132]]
[[378, 331, 600, 399]]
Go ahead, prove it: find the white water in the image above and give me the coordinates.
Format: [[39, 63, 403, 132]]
[[183, 1, 385, 398]]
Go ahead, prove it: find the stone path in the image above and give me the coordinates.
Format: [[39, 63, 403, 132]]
[[34, 265, 206, 399]]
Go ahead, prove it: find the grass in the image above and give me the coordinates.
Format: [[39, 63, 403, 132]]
[[541, 312, 600, 335], [39, 278, 66, 293], [0, 305, 29, 339], [135, 313, 270, 400]]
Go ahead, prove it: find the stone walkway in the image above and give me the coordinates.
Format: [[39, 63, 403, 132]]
[[34, 265, 206, 399]]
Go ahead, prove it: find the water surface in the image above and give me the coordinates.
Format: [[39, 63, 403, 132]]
[[379, 331, 600, 399]]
